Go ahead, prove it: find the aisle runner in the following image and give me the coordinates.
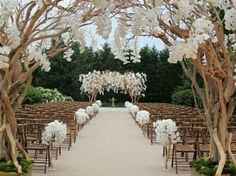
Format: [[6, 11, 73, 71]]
[[34, 108, 177, 176]]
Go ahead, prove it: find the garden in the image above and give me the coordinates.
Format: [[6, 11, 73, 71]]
[[0, 0, 236, 176]]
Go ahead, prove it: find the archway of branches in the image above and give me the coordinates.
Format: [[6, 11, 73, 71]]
[[79, 70, 147, 103]]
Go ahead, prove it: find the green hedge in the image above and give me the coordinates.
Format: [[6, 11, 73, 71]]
[[23, 87, 73, 104], [171, 89, 201, 107]]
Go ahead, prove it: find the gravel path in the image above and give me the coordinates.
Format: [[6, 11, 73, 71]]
[[34, 108, 179, 176]]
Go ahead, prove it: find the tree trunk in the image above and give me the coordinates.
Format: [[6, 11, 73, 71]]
[[0, 85, 29, 174]]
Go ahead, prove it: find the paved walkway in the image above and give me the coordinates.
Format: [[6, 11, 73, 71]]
[[34, 108, 178, 176]]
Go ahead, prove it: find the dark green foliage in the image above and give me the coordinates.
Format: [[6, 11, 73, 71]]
[[138, 48, 183, 102], [0, 157, 32, 173], [192, 158, 236, 176], [33, 43, 185, 104], [23, 86, 73, 104], [171, 89, 196, 106]]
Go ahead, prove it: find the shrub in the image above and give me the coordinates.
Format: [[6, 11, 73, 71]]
[[23, 86, 73, 104], [171, 89, 201, 107], [192, 158, 236, 176], [0, 157, 32, 173]]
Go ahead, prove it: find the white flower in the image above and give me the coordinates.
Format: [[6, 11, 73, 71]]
[[6, 23, 20, 49], [155, 119, 179, 146], [86, 106, 95, 116], [95, 100, 102, 107], [125, 101, 132, 108], [75, 109, 89, 125], [0, 0, 17, 16], [217, 0, 232, 10], [193, 17, 215, 35], [79, 71, 147, 101], [92, 103, 100, 114], [176, 0, 194, 20], [225, 8, 236, 31], [64, 48, 74, 62], [129, 105, 139, 116], [42, 120, 67, 145], [94, 14, 112, 39], [0, 61, 9, 69], [28, 46, 51, 72], [136, 110, 150, 125]]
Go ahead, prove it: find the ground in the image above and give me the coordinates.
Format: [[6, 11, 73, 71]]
[[34, 108, 182, 176]]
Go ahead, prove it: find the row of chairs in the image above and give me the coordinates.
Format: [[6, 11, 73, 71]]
[[16, 101, 91, 174], [134, 103, 236, 174]]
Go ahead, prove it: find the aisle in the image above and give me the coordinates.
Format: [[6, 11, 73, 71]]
[[35, 108, 177, 176]]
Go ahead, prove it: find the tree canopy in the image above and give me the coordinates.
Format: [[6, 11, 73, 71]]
[[33, 43, 184, 103]]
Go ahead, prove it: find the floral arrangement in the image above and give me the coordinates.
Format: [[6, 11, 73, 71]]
[[92, 103, 100, 114], [79, 71, 146, 102], [135, 110, 150, 125], [75, 108, 89, 125], [42, 120, 67, 145], [125, 101, 133, 108], [154, 119, 180, 146], [86, 106, 95, 116], [129, 105, 139, 116], [96, 100, 102, 107]]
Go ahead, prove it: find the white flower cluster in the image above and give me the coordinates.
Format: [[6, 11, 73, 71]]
[[124, 72, 147, 102], [124, 101, 133, 109], [136, 110, 150, 126], [79, 71, 147, 102], [130, 105, 140, 116], [75, 108, 89, 125], [28, 46, 51, 72], [0, 46, 10, 69], [125, 102, 150, 125], [0, 0, 17, 26], [74, 100, 102, 125], [86, 106, 95, 116], [168, 17, 215, 63], [42, 120, 67, 145], [94, 14, 112, 39], [106, 0, 236, 68], [225, 8, 236, 31], [0, 0, 134, 75], [154, 119, 180, 146], [95, 100, 102, 107], [125, 101, 137, 114], [64, 48, 74, 62]]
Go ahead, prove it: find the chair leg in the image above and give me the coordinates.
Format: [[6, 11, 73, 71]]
[[68, 134, 72, 151], [175, 151, 178, 174], [56, 147, 58, 160], [171, 146, 175, 168], [45, 149, 48, 174], [48, 146, 52, 167]]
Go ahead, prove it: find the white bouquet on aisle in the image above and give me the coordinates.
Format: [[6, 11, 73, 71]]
[[155, 119, 179, 146], [136, 110, 150, 125], [154, 119, 180, 169], [86, 106, 95, 116], [129, 105, 139, 116], [75, 108, 89, 125], [42, 120, 67, 145], [125, 101, 132, 108], [92, 103, 100, 114], [96, 100, 102, 107]]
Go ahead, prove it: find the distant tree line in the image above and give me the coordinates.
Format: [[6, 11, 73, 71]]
[[33, 42, 195, 106]]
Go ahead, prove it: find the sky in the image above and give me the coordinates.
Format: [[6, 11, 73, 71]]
[[84, 19, 166, 51]]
